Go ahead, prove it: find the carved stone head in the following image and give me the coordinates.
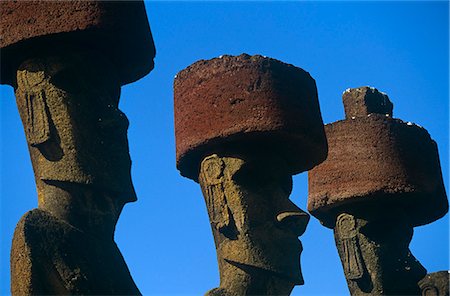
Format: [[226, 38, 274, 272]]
[[419, 271, 449, 296], [199, 152, 309, 287], [14, 52, 136, 205], [334, 209, 427, 295]]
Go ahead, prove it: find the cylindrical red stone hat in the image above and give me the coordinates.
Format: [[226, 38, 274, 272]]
[[174, 54, 328, 181], [308, 87, 448, 228], [0, 1, 155, 86]]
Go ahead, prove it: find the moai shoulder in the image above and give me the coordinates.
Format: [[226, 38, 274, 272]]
[[2, 2, 155, 294]]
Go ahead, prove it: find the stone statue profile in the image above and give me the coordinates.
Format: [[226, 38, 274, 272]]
[[174, 54, 328, 295], [334, 208, 427, 295], [308, 86, 448, 295], [1, 1, 155, 294], [11, 49, 142, 296], [199, 153, 309, 295]]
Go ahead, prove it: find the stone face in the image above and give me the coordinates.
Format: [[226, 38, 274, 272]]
[[175, 54, 324, 295], [10, 52, 142, 295], [419, 271, 450, 296], [307, 87, 448, 296], [199, 153, 309, 295], [0, 0, 155, 86], [11, 209, 141, 295], [343, 86, 393, 119], [174, 54, 327, 181], [308, 105, 447, 228], [15, 53, 136, 204], [334, 210, 426, 296], [5, 1, 156, 288]]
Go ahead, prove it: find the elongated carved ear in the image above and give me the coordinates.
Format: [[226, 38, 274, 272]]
[[199, 155, 236, 239], [23, 89, 51, 146], [335, 213, 366, 280], [15, 69, 52, 148]]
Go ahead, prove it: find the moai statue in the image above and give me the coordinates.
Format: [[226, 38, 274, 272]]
[[0, 2, 155, 294], [174, 54, 328, 295], [419, 271, 449, 296], [308, 86, 448, 295]]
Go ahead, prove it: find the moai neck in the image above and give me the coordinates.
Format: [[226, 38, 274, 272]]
[[333, 207, 426, 296], [207, 260, 294, 296], [199, 153, 308, 296], [34, 179, 123, 240]]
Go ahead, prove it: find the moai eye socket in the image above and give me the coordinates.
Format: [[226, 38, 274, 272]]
[[232, 162, 271, 189], [50, 67, 85, 94]]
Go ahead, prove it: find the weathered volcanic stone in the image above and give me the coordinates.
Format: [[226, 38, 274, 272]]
[[174, 54, 327, 181], [343, 86, 393, 119], [419, 271, 450, 296], [0, 0, 155, 86], [308, 87, 448, 228], [11, 209, 140, 295]]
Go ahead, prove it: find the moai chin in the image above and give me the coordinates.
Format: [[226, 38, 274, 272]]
[[174, 54, 328, 295], [1, 2, 155, 294], [308, 86, 448, 295]]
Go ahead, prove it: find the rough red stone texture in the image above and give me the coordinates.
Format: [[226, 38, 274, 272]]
[[343, 86, 393, 119], [174, 54, 327, 181], [0, 0, 155, 86], [308, 113, 448, 228]]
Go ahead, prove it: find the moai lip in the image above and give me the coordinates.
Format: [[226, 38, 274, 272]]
[[174, 54, 327, 295], [0, 0, 156, 86], [174, 53, 328, 181], [308, 87, 448, 228]]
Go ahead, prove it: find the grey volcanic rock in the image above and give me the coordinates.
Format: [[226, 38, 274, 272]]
[[307, 87, 447, 296], [419, 271, 449, 296], [11, 209, 140, 295], [174, 54, 326, 295], [4, 2, 155, 294]]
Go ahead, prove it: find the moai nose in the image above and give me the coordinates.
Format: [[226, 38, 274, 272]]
[[277, 210, 310, 236]]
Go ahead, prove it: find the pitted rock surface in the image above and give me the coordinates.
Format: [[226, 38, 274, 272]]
[[308, 89, 448, 228], [11, 209, 141, 295], [174, 54, 327, 181], [419, 271, 450, 296], [343, 86, 393, 119], [0, 0, 155, 86]]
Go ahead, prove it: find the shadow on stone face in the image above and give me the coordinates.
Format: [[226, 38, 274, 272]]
[[174, 54, 327, 295], [2, 1, 156, 294]]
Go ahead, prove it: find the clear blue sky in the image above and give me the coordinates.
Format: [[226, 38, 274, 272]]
[[1, 1, 448, 295]]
